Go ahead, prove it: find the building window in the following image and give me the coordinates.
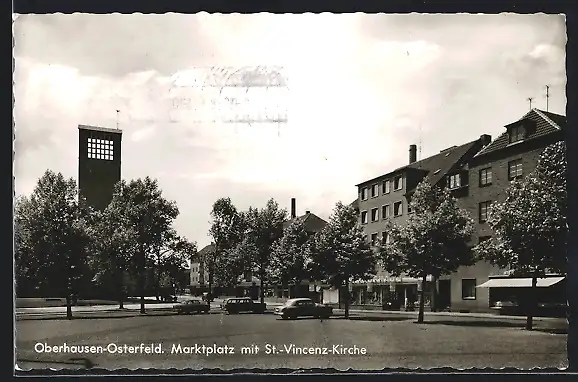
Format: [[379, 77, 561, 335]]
[[371, 184, 379, 198], [461, 279, 477, 300], [361, 211, 368, 224], [479, 168, 492, 186], [448, 173, 461, 189], [509, 125, 525, 143], [87, 137, 114, 161], [361, 187, 368, 201], [394, 201, 403, 217], [508, 159, 523, 180], [382, 180, 391, 194], [394, 176, 403, 191], [382, 204, 390, 219], [382, 232, 390, 244], [479, 201, 491, 223], [371, 208, 379, 222], [370, 233, 378, 245]]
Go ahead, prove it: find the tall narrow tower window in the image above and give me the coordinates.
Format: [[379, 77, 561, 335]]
[[87, 138, 114, 160]]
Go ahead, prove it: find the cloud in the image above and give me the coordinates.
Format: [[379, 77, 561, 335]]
[[13, 14, 566, 248]]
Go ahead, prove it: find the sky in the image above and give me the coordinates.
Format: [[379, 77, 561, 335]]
[[13, 13, 566, 249]]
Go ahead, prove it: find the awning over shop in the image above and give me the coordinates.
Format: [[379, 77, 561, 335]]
[[352, 275, 433, 285], [476, 277, 565, 288]]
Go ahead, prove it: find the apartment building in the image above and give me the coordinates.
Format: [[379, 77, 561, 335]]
[[352, 135, 492, 310], [189, 244, 212, 295], [450, 108, 566, 313]]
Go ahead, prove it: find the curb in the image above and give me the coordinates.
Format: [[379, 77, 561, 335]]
[[16, 308, 278, 321]]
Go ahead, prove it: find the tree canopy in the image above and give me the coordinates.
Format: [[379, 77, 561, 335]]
[[377, 178, 475, 322]]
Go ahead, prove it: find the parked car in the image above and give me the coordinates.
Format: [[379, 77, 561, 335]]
[[224, 297, 266, 314], [220, 298, 233, 311], [173, 299, 210, 314], [274, 298, 333, 320], [161, 294, 178, 302]]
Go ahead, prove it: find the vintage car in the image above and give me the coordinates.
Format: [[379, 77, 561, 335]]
[[223, 297, 267, 314], [273, 298, 333, 320], [173, 299, 210, 314]]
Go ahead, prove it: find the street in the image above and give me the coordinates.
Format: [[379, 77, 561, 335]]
[[16, 310, 568, 370]]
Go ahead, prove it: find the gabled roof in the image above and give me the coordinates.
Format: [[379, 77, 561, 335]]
[[192, 243, 215, 261], [283, 212, 327, 233], [474, 109, 565, 157], [349, 199, 359, 210], [357, 138, 482, 193]]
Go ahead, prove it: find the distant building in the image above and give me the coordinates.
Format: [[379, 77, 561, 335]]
[[353, 134, 492, 310], [274, 198, 328, 300], [78, 125, 123, 211], [451, 108, 566, 313], [189, 244, 212, 294]]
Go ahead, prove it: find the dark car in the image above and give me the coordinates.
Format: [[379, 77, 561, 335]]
[[224, 297, 266, 314], [173, 299, 210, 314], [274, 298, 333, 320]]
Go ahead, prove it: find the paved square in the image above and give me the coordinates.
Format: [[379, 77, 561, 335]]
[[15, 311, 567, 370]]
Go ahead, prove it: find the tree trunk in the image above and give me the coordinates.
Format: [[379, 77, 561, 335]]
[[259, 251, 265, 304], [154, 258, 161, 301], [526, 274, 538, 330], [259, 270, 265, 304], [139, 247, 146, 314], [344, 279, 350, 319], [430, 276, 438, 313], [117, 269, 125, 309], [66, 256, 73, 320], [66, 294, 73, 320], [418, 274, 427, 323]]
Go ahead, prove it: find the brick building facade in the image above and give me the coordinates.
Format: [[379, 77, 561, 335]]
[[450, 108, 566, 312], [353, 134, 492, 310], [352, 108, 566, 313]]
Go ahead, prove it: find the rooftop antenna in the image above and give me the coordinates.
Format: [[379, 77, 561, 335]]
[[545, 85, 550, 112], [527, 97, 533, 110], [116, 109, 120, 130]]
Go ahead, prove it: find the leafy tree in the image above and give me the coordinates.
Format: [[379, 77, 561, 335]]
[[88, 198, 137, 309], [208, 198, 245, 296], [214, 236, 255, 288], [377, 178, 475, 323], [148, 229, 196, 300], [313, 201, 376, 318], [109, 177, 179, 313], [474, 141, 567, 330], [14, 170, 93, 319], [244, 199, 287, 303], [269, 219, 314, 295]]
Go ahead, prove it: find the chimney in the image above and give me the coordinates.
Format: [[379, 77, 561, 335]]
[[480, 134, 492, 147], [409, 144, 417, 164], [291, 198, 296, 219]]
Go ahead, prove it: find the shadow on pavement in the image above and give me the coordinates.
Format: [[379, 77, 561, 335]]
[[418, 319, 568, 332], [16, 310, 181, 321], [346, 315, 412, 322]]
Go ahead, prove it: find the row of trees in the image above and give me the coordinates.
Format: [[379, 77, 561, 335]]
[[204, 198, 375, 318], [202, 141, 567, 326], [14, 171, 196, 319]]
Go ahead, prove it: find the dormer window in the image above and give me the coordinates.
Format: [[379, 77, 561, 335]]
[[509, 125, 525, 143], [448, 173, 461, 189]]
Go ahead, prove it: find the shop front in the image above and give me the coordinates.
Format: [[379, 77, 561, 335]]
[[351, 275, 434, 311], [477, 274, 567, 317]]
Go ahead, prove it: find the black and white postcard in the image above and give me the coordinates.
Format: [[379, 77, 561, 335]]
[[13, 13, 569, 372]]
